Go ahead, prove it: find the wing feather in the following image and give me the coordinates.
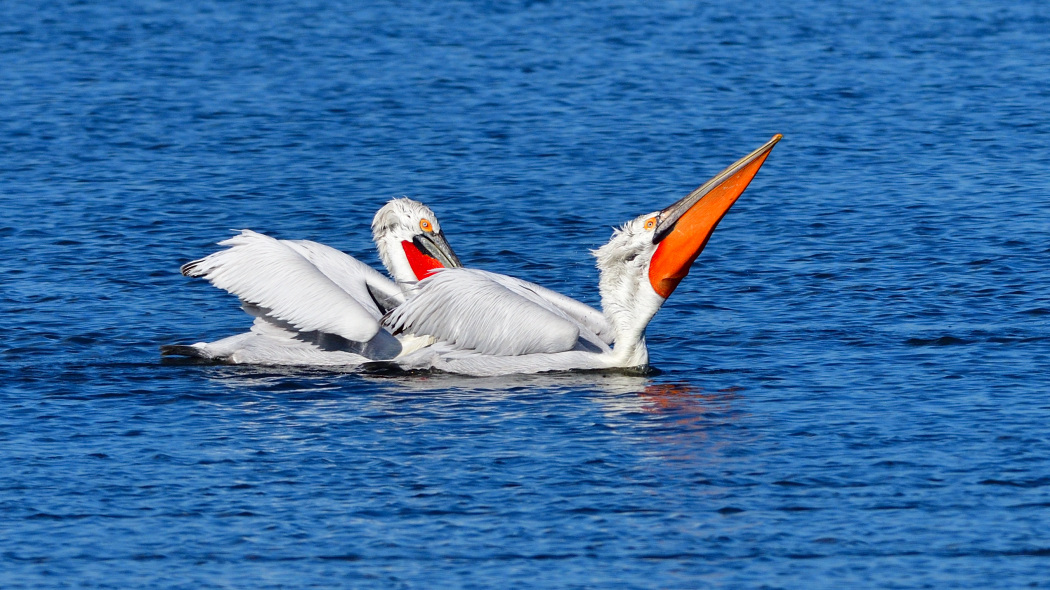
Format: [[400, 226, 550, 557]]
[[383, 268, 582, 356], [282, 239, 404, 319], [182, 230, 382, 342], [482, 275, 612, 345]]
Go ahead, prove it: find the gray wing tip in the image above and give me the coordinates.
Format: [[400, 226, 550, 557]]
[[380, 308, 405, 335], [367, 283, 401, 316], [180, 259, 204, 277], [160, 344, 205, 357]]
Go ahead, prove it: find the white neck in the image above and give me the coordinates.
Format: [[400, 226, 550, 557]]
[[375, 233, 417, 292], [596, 255, 665, 368]]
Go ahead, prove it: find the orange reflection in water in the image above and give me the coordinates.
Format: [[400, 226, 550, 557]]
[[637, 382, 741, 418], [630, 382, 746, 463]]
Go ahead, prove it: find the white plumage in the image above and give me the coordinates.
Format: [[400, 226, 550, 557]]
[[181, 230, 389, 342], [164, 198, 457, 364], [165, 135, 780, 375], [379, 217, 662, 375], [385, 268, 598, 356]]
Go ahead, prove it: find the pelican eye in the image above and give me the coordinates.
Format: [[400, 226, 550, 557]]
[[644, 217, 657, 231], [419, 219, 434, 232]]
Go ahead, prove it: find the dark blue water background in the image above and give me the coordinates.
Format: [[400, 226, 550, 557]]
[[3, 1, 1049, 587]]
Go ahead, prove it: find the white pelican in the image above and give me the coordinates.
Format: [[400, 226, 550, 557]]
[[161, 198, 462, 364], [382, 135, 781, 376]]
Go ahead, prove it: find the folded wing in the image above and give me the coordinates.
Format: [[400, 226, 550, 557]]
[[480, 274, 613, 345], [383, 268, 608, 356]]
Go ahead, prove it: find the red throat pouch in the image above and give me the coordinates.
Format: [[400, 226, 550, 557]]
[[402, 240, 443, 279]]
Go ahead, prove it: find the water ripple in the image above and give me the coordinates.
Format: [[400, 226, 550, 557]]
[[2, 0, 1050, 588]]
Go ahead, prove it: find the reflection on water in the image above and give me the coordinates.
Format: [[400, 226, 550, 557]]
[[189, 366, 752, 465], [196, 365, 743, 435], [598, 381, 741, 424], [638, 382, 740, 417], [606, 382, 749, 464], [197, 363, 655, 396]]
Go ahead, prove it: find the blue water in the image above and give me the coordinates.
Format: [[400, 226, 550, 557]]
[[3, 0, 1050, 587]]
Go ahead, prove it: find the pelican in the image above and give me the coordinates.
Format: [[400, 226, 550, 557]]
[[161, 198, 462, 364], [382, 135, 781, 376]]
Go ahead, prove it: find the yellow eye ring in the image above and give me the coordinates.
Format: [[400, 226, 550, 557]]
[[644, 217, 657, 231], [419, 219, 433, 232]]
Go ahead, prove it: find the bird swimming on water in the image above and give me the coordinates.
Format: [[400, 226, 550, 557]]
[[164, 135, 781, 375], [382, 135, 781, 376], [162, 198, 462, 364]]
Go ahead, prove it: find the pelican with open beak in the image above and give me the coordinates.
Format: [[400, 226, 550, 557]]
[[649, 134, 782, 298], [384, 135, 782, 376]]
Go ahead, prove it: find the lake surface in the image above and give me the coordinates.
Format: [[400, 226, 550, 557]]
[[3, 0, 1049, 587]]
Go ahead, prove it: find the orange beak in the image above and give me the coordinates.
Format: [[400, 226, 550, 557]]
[[648, 134, 781, 298]]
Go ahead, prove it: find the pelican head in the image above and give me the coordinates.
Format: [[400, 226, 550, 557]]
[[595, 135, 782, 362], [372, 198, 462, 286]]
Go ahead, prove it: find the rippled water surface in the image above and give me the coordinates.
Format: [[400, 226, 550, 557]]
[[3, 1, 1050, 587]]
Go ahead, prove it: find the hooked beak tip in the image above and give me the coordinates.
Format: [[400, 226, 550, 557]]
[[414, 231, 462, 269]]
